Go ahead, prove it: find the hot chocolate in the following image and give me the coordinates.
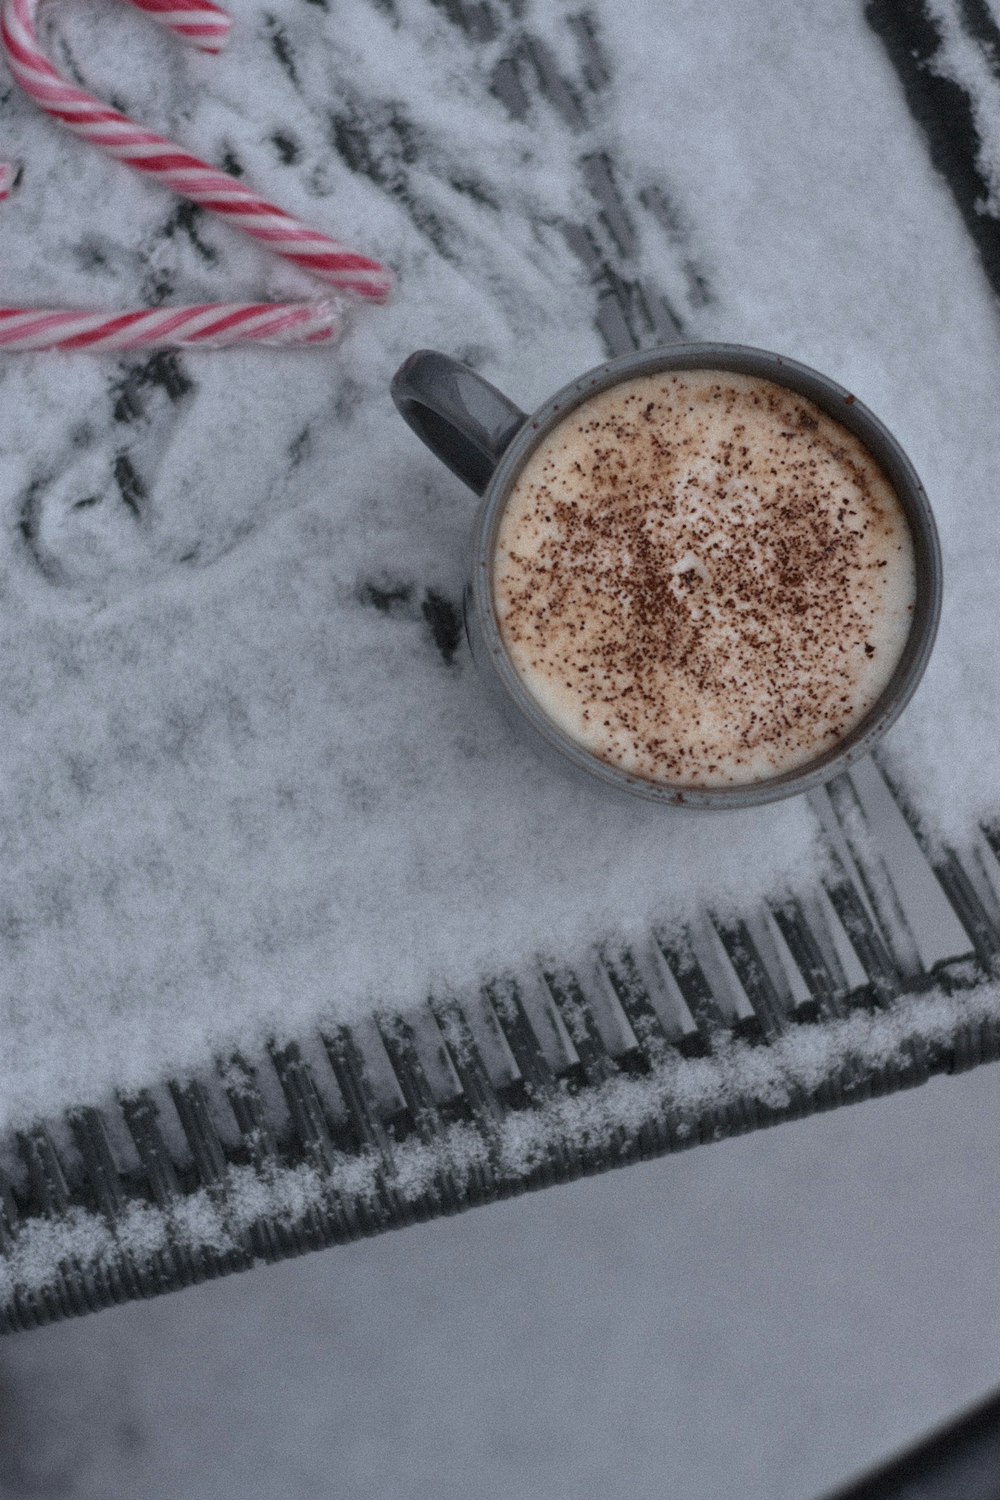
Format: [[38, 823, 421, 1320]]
[[492, 369, 917, 788]]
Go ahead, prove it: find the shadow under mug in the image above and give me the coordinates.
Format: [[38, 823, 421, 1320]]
[[390, 343, 942, 808]]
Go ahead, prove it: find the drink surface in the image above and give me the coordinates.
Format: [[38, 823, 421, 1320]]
[[492, 369, 917, 788]]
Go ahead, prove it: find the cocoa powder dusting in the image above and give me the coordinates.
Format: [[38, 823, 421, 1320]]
[[493, 370, 917, 788]]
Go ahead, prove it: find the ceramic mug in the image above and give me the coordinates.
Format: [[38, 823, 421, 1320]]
[[390, 343, 942, 807]]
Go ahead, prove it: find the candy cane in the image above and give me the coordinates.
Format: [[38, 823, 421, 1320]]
[[124, 0, 232, 54], [0, 0, 392, 350], [0, 301, 341, 350]]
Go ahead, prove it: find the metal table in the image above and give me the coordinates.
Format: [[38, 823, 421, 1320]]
[[2, 0, 998, 1334]]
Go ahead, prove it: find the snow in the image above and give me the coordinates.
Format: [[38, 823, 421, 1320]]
[[0, 0, 996, 1205]]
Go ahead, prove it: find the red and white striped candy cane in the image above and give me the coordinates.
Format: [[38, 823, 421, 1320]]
[[0, 300, 341, 350], [0, 0, 392, 351], [125, 0, 231, 54]]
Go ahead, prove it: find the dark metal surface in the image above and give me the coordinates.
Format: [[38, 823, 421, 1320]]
[[816, 1386, 1000, 1500]]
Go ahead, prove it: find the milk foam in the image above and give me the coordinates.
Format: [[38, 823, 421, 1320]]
[[493, 369, 917, 788]]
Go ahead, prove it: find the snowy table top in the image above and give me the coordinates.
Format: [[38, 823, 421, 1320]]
[[0, 0, 998, 1172]]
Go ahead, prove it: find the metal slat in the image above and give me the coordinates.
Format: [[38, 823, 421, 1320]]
[[764, 897, 869, 1113], [866, 0, 1000, 301], [482, 977, 588, 1187], [321, 1027, 405, 1229], [537, 966, 634, 1172], [541, 966, 619, 1086], [0, 1163, 47, 1332], [267, 1043, 363, 1243], [15, 1129, 90, 1324], [168, 1080, 253, 1274], [597, 947, 688, 1156], [376, 1014, 450, 1140], [823, 869, 900, 1007], [567, 11, 611, 93], [119, 1092, 220, 1292], [931, 850, 1000, 974], [847, 760, 974, 973], [67, 1109, 147, 1306], [655, 929, 727, 1051], [483, 978, 556, 1101], [769, 896, 848, 1020], [825, 774, 927, 987], [518, 33, 588, 130], [428, 998, 503, 1203], [712, 918, 790, 1044], [874, 761, 1000, 977], [376, 1012, 466, 1218], [221, 1056, 318, 1261]]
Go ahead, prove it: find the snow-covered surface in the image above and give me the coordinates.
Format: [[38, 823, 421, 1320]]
[[1, 10, 1000, 1486], [1, 970, 997, 1307], [0, 0, 997, 1135], [1, 1066, 999, 1499]]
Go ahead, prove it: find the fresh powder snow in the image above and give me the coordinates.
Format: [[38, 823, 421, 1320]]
[[0, 0, 995, 1135]]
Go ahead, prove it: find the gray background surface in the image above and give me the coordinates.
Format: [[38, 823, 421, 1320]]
[[2, 1065, 998, 1500]]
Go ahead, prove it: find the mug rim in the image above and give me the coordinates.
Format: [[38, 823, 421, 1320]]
[[468, 341, 943, 809]]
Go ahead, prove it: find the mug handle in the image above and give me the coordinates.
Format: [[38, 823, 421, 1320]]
[[390, 351, 528, 496]]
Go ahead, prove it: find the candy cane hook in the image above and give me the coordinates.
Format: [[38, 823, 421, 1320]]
[[0, 0, 393, 350]]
